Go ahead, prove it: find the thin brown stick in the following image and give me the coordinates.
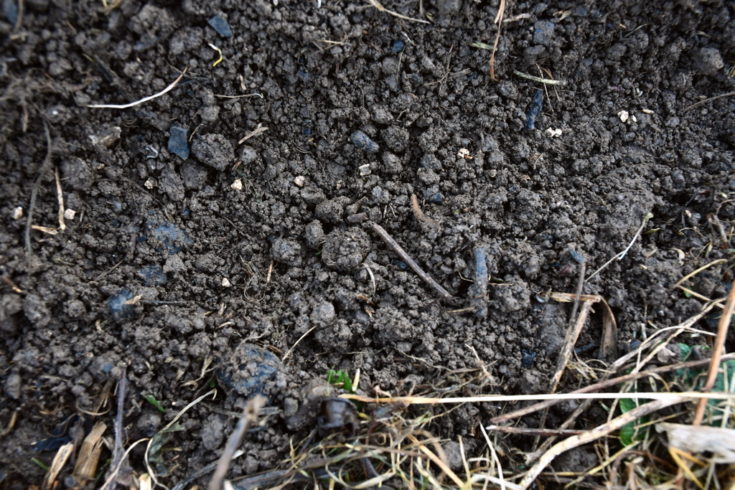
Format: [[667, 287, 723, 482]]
[[567, 262, 587, 330], [369, 222, 452, 300], [534, 298, 592, 450], [238, 122, 268, 145], [208, 395, 266, 490], [488, 0, 506, 80], [366, 0, 429, 24], [488, 353, 735, 425], [518, 398, 687, 489], [485, 426, 586, 437], [693, 278, 735, 425], [410, 194, 438, 227], [682, 91, 735, 112], [54, 167, 65, 231], [25, 121, 53, 257], [551, 301, 593, 393]]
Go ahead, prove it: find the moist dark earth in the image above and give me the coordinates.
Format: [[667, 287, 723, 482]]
[[1, 0, 734, 487]]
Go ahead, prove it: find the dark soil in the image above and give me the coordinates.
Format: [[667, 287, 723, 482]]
[[1, 0, 734, 487]]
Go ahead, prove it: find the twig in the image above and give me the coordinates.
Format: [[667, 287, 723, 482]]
[[238, 123, 269, 145], [682, 91, 735, 112], [518, 398, 687, 489], [488, 353, 735, 425], [172, 451, 246, 490], [86, 69, 187, 109], [534, 298, 592, 450], [25, 121, 53, 257], [101, 438, 149, 490], [369, 222, 452, 300], [213, 93, 263, 99], [551, 301, 593, 393], [145, 390, 216, 488], [503, 12, 531, 23], [410, 194, 438, 228], [54, 167, 65, 231], [282, 326, 318, 362], [366, 0, 429, 24], [693, 278, 735, 425], [488, 0, 506, 80], [513, 70, 567, 85], [342, 391, 735, 405], [587, 212, 652, 281], [674, 258, 727, 288], [208, 395, 266, 490], [105, 369, 127, 490], [486, 426, 585, 437], [567, 261, 587, 330]]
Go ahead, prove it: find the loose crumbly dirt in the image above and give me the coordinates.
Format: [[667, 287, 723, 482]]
[[1, 0, 733, 487]]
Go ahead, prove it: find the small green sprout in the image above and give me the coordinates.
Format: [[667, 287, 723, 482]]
[[31, 457, 50, 471], [143, 394, 166, 413], [326, 369, 355, 393]]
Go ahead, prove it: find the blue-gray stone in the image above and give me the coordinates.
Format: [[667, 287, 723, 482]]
[[168, 126, 190, 159], [533, 20, 555, 46], [2, 0, 18, 24], [351, 130, 379, 153], [208, 15, 233, 38], [216, 343, 282, 398], [390, 39, 405, 54]]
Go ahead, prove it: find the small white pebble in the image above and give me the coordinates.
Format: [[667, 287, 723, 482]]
[[358, 164, 371, 176], [293, 175, 306, 187], [230, 178, 243, 191], [457, 148, 472, 159], [64, 208, 76, 220], [12, 206, 23, 220], [617, 110, 629, 123], [144, 178, 155, 189], [221, 277, 232, 288], [545, 128, 563, 138], [641, 108, 654, 114]]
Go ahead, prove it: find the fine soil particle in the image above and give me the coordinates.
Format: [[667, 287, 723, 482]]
[[1, 0, 734, 487]]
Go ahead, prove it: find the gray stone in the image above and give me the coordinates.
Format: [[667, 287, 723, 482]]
[[304, 220, 325, 249], [693, 47, 724, 75], [271, 238, 302, 266], [191, 133, 234, 170], [533, 20, 556, 45], [180, 161, 208, 190], [311, 301, 336, 325]]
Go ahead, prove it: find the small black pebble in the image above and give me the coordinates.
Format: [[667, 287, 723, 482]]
[[208, 15, 233, 38]]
